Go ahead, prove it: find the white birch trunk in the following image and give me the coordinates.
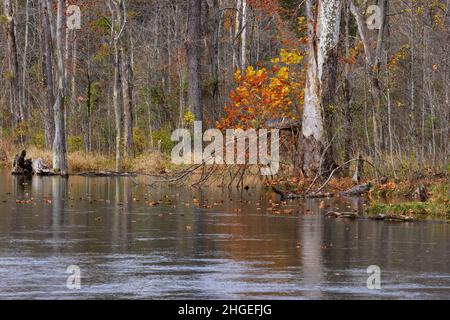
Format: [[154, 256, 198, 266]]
[[233, 0, 241, 69], [241, 0, 247, 69], [300, 0, 342, 177]]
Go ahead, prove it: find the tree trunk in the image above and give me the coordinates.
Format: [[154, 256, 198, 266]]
[[21, 0, 30, 120], [299, 0, 342, 178], [350, 0, 388, 162], [39, 0, 55, 148], [187, 0, 203, 122], [241, 0, 248, 69], [233, 0, 242, 70], [52, 0, 68, 176], [110, 0, 124, 172], [119, 0, 134, 157], [340, 2, 353, 176], [3, 0, 23, 124]]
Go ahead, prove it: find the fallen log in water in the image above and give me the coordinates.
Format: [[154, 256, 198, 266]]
[[341, 183, 372, 196], [32, 158, 56, 175], [367, 214, 416, 223], [324, 211, 361, 219], [272, 186, 303, 200], [74, 171, 138, 177], [272, 186, 334, 200], [306, 192, 334, 199], [325, 211, 417, 223]]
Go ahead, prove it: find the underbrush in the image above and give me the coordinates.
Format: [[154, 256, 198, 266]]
[[367, 183, 450, 219]]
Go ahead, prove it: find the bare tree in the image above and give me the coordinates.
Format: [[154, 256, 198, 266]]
[[51, 0, 68, 176], [3, 0, 23, 124], [39, 0, 55, 148], [119, 0, 135, 157], [299, 0, 342, 177], [350, 0, 388, 162], [110, 0, 125, 172], [241, 0, 248, 69], [187, 0, 202, 122]]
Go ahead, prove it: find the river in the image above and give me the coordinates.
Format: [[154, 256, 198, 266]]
[[0, 170, 448, 299]]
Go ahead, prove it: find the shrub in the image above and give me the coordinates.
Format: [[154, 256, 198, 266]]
[[32, 132, 46, 149], [151, 128, 174, 154], [133, 127, 147, 155], [68, 135, 84, 152]]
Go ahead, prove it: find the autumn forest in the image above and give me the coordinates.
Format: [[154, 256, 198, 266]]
[[0, 0, 449, 181], [0, 0, 450, 301]]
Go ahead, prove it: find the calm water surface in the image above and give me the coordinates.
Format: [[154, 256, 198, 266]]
[[0, 170, 449, 300]]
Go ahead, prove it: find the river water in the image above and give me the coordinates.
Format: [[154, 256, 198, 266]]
[[0, 170, 448, 300]]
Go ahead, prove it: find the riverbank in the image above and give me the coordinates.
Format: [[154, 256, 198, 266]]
[[266, 175, 449, 221], [367, 180, 450, 220], [0, 144, 173, 174], [2, 143, 448, 220]]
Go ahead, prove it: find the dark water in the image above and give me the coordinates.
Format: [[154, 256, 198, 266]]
[[0, 170, 449, 300]]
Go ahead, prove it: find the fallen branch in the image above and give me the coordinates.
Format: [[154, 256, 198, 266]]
[[272, 186, 333, 199], [74, 171, 137, 177], [341, 183, 372, 196], [272, 186, 303, 199], [324, 211, 361, 219]]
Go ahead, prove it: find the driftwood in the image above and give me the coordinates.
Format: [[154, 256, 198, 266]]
[[326, 212, 416, 223], [272, 186, 334, 200], [32, 158, 56, 175], [306, 192, 334, 198], [75, 171, 137, 177], [368, 214, 416, 223], [325, 211, 361, 219], [341, 183, 372, 196], [272, 186, 303, 199]]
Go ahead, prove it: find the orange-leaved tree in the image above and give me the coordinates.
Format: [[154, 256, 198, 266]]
[[217, 49, 305, 130]]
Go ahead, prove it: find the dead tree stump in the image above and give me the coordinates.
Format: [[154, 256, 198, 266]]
[[413, 183, 428, 202], [12, 150, 33, 175]]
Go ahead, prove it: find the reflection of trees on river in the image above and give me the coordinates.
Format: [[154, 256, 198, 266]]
[[110, 177, 133, 251], [50, 177, 68, 255], [12, 174, 32, 198], [301, 199, 324, 299], [51, 177, 67, 228]]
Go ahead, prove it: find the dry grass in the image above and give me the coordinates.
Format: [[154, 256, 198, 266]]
[[0, 141, 169, 174], [0, 139, 18, 167], [130, 153, 172, 174]]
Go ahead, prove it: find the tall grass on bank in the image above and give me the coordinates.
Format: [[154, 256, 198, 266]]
[[0, 141, 170, 174]]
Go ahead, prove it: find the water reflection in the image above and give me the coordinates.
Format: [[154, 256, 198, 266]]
[[0, 170, 449, 299]]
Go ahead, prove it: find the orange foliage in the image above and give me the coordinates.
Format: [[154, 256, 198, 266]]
[[218, 49, 305, 130], [247, 0, 280, 16]]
